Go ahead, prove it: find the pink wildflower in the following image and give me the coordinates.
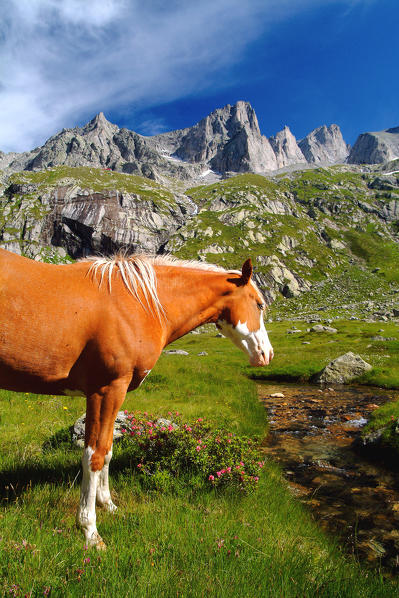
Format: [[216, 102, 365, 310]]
[[196, 445, 201, 452], [254, 476, 259, 482], [226, 467, 231, 473], [168, 425, 173, 431], [84, 557, 90, 564], [227, 439, 231, 443], [121, 428, 126, 434], [217, 471, 222, 478], [239, 462, 244, 467], [160, 427, 166, 432], [136, 431, 141, 436], [137, 463, 142, 468], [124, 410, 128, 415], [208, 474, 215, 481]]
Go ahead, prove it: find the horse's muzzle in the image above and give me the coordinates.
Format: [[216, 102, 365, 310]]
[[250, 347, 274, 367]]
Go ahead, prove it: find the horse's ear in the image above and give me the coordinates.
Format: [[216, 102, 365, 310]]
[[241, 258, 253, 285]]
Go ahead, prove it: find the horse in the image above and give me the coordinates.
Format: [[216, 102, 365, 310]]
[[0, 248, 273, 549]]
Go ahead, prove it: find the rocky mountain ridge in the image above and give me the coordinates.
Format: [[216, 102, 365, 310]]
[[0, 102, 350, 183]]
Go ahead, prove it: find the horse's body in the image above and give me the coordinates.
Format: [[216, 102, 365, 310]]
[[0, 248, 273, 548]]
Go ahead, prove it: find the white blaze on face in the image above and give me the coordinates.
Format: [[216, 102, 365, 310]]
[[218, 311, 273, 367]]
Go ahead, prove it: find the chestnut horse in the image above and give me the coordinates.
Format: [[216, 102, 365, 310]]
[[0, 248, 273, 548]]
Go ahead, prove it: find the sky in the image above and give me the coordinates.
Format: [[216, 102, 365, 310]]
[[0, 0, 398, 153]]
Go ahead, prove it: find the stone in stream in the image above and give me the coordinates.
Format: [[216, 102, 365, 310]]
[[270, 392, 285, 398], [314, 352, 372, 384]]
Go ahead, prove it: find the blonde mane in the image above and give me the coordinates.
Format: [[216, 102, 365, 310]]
[[85, 254, 238, 320]]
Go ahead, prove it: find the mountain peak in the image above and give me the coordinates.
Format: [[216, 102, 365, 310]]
[[298, 124, 349, 164], [85, 111, 117, 134]]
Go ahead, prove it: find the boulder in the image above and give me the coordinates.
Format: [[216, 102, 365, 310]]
[[314, 352, 372, 385], [72, 411, 129, 448], [309, 324, 338, 333]]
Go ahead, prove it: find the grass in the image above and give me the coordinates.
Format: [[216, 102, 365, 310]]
[[1, 331, 399, 596], [250, 320, 399, 388]]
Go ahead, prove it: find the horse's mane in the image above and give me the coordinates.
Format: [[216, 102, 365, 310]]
[[84, 254, 237, 320]]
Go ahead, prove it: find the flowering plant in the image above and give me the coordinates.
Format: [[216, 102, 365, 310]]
[[115, 411, 264, 493]]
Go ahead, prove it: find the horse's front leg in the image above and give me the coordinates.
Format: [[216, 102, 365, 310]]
[[77, 377, 128, 549]]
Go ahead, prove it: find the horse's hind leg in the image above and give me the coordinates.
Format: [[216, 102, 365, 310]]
[[96, 443, 117, 512], [76, 378, 128, 549]]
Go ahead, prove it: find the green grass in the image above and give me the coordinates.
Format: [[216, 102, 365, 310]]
[[249, 320, 399, 389], [1, 332, 399, 596]]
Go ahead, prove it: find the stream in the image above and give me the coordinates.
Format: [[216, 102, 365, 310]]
[[258, 382, 399, 573]]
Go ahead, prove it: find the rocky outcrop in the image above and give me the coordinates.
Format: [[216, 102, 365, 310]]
[[314, 352, 372, 384], [348, 127, 399, 164], [298, 125, 349, 164], [269, 126, 306, 169], [0, 180, 193, 259]]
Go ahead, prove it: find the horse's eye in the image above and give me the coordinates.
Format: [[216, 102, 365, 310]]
[[257, 303, 265, 311]]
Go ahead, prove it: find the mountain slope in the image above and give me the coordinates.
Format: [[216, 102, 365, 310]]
[[1, 164, 398, 319]]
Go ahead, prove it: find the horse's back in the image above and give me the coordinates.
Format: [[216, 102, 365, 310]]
[[0, 250, 99, 391]]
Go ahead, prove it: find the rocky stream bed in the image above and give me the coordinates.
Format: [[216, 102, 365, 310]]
[[259, 382, 399, 573]]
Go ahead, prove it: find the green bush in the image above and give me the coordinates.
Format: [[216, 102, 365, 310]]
[[114, 412, 264, 494]]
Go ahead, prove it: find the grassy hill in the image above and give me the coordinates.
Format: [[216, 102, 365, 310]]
[[0, 163, 398, 319]]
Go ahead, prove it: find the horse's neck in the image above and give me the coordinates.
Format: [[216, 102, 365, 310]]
[[156, 267, 224, 344]]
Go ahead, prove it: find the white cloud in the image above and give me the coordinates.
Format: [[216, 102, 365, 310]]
[[0, 0, 367, 152]]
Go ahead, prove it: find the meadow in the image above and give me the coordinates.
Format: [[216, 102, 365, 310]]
[[1, 326, 399, 597]]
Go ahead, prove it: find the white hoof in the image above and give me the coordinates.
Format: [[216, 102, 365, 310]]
[[105, 500, 117, 514], [87, 530, 107, 551]]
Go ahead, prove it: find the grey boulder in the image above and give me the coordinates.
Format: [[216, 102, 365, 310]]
[[314, 352, 372, 384]]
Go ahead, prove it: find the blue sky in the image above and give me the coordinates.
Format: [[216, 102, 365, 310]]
[[1, 0, 397, 153]]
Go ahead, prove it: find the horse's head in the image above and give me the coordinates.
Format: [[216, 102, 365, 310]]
[[216, 259, 274, 367]]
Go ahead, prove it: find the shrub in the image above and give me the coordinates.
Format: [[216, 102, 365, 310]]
[[114, 412, 264, 494]]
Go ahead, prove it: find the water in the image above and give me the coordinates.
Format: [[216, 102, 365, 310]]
[[259, 382, 399, 573]]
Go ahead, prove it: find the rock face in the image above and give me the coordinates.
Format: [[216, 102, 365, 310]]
[[151, 101, 279, 173], [348, 127, 399, 164], [0, 177, 194, 259], [269, 126, 307, 169], [298, 125, 350, 164], [0, 102, 350, 181], [314, 352, 372, 384]]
